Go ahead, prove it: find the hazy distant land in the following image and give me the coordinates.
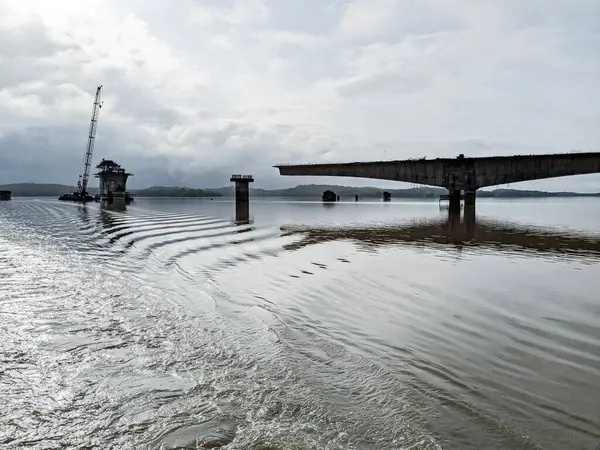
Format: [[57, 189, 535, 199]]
[[2, 183, 600, 199]]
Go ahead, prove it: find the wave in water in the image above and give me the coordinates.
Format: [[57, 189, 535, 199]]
[[0, 198, 599, 449]]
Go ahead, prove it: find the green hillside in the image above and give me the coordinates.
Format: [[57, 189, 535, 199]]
[[0, 183, 80, 196], [134, 186, 223, 197], [1, 183, 598, 198]]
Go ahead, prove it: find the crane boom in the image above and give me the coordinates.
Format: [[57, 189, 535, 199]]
[[77, 85, 103, 196]]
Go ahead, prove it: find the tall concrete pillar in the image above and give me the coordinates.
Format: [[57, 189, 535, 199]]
[[230, 174, 254, 223], [463, 190, 476, 228], [446, 202, 463, 246], [464, 190, 476, 206], [448, 189, 461, 213]]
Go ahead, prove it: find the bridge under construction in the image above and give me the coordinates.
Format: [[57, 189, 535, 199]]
[[275, 151, 600, 209]]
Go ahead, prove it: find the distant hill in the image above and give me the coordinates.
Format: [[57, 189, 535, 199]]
[[135, 185, 600, 199], [1, 183, 599, 198], [478, 188, 600, 198], [247, 185, 600, 199], [134, 186, 224, 197], [247, 185, 446, 198], [0, 184, 224, 198], [0, 183, 81, 196]]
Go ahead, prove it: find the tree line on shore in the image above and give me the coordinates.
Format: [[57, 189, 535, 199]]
[[1, 183, 599, 198]]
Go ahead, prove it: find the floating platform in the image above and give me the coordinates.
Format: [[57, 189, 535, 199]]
[[58, 192, 95, 202]]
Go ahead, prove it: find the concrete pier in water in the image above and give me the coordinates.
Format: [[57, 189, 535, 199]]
[[95, 159, 133, 207], [230, 174, 254, 222]]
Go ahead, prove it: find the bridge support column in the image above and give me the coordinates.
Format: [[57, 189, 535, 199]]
[[448, 203, 461, 234], [449, 189, 461, 213], [464, 190, 476, 206], [464, 190, 476, 222], [464, 193, 476, 238], [230, 174, 254, 223]]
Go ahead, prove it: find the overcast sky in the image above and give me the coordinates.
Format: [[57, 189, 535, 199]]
[[0, 0, 599, 190]]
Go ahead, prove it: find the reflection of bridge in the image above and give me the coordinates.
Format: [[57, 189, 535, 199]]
[[275, 152, 600, 209], [280, 209, 600, 260]]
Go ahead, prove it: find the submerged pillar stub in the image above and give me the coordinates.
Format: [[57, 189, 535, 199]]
[[321, 190, 337, 202], [230, 174, 254, 223]]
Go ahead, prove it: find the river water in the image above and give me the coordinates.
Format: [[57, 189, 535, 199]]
[[1, 197, 599, 450]]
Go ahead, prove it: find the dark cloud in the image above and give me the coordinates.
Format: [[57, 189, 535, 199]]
[[0, 1, 598, 191], [0, 21, 77, 89], [0, 21, 71, 58]]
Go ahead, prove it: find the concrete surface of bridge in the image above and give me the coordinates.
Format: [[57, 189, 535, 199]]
[[275, 152, 600, 209]]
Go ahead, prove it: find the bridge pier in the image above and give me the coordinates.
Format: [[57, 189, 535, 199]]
[[449, 189, 461, 213], [464, 190, 476, 206], [230, 174, 254, 223], [464, 195, 476, 238], [464, 189, 476, 220]]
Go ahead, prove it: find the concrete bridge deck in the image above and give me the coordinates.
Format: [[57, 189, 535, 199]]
[[275, 152, 600, 193]]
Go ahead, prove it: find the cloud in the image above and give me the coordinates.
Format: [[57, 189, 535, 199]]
[[0, 0, 598, 190]]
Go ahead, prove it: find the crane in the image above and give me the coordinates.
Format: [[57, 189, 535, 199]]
[[77, 85, 103, 199]]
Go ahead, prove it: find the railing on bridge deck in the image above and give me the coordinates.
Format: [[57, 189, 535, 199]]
[[274, 150, 595, 168], [275, 158, 430, 167]]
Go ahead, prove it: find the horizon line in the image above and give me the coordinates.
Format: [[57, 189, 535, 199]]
[[1, 182, 599, 195]]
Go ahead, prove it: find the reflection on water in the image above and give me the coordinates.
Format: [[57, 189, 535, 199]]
[[281, 207, 600, 261], [0, 198, 599, 450], [77, 204, 90, 225], [98, 205, 120, 225]]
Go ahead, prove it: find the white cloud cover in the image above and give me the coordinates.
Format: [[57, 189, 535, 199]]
[[0, 0, 599, 189]]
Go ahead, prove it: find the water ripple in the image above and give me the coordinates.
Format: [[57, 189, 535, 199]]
[[0, 198, 598, 449]]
